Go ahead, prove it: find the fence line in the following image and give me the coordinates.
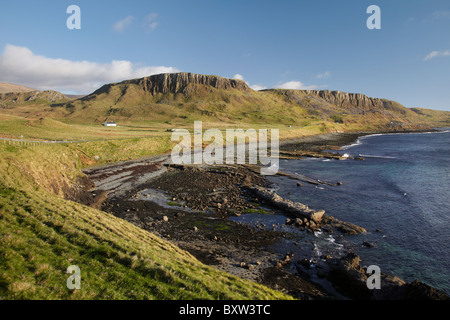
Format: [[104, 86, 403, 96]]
[[0, 136, 155, 146], [0, 138, 80, 146]]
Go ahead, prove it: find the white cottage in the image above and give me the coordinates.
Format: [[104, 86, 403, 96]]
[[104, 122, 117, 127]]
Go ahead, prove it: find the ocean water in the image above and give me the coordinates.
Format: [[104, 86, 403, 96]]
[[269, 129, 450, 295]]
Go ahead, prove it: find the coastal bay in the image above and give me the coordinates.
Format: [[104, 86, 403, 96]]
[[80, 131, 450, 300]]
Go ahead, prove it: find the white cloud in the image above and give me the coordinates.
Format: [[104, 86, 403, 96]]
[[232, 73, 251, 86], [274, 81, 318, 90], [316, 71, 331, 79], [232, 74, 267, 91], [0, 44, 179, 94], [232, 74, 318, 91], [250, 84, 267, 91], [113, 16, 135, 33], [424, 50, 450, 61]]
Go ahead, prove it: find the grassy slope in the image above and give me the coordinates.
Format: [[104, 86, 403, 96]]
[[410, 107, 450, 127], [55, 83, 450, 130], [1, 80, 449, 141], [0, 143, 291, 300], [0, 83, 36, 93]]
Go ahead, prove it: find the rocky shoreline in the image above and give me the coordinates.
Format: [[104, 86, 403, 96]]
[[79, 131, 449, 300]]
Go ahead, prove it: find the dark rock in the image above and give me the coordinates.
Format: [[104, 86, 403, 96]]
[[405, 280, 450, 300], [363, 241, 375, 248], [327, 253, 450, 300], [300, 258, 311, 268], [327, 253, 372, 300]]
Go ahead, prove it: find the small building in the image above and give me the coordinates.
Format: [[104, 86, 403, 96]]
[[104, 121, 117, 127]]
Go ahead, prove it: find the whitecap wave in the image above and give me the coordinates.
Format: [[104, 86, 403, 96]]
[[359, 154, 397, 159], [342, 139, 362, 149]]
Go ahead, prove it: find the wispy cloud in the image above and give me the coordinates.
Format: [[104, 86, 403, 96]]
[[423, 11, 450, 23], [113, 13, 159, 33], [113, 16, 135, 33], [316, 71, 331, 79], [280, 70, 292, 77], [424, 50, 450, 61], [0, 44, 179, 94], [431, 11, 450, 20], [143, 13, 159, 32]]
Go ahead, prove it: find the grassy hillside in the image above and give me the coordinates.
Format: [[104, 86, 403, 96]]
[[1, 74, 449, 137], [0, 83, 37, 93], [410, 107, 450, 127], [59, 83, 315, 126], [0, 143, 291, 300], [28, 74, 450, 132]]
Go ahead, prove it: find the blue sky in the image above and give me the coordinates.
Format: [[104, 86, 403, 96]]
[[0, 0, 449, 110]]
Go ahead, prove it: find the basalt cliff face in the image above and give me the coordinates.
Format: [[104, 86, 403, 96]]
[[92, 73, 251, 97], [301, 90, 403, 112]]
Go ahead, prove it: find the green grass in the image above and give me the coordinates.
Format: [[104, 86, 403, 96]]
[[0, 114, 174, 142], [0, 185, 291, 300], [0, 143, 292, 300], [243, 208, 274, 215], [167, 201, 182, 207]]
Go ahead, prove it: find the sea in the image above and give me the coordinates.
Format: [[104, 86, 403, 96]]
[[234, 129, 450, 295]]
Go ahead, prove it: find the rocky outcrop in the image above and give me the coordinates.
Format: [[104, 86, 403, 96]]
[[0, 90, 68, 107], [92, 73, 251, 97], [301, 90, 404, 113], [244, 185, 325, 223], [243, 185, 367, 234], [326, 253, 450, 300], [320, 215, 367, 235], [25, 90, 68, 102]]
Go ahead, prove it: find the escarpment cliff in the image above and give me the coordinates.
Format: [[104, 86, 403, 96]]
[[45, 72, 449, 128], [91, 73, 251, 97], [301, 90, 405, 113]]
